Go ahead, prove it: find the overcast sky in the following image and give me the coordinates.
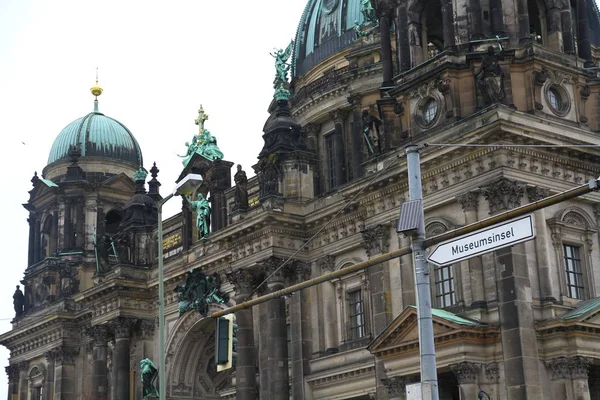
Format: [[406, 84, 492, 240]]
[[0, 0, 306, 395], [1, 0, 600, 397]]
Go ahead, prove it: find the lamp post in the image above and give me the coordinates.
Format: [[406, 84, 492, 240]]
[[157, 174, 204, 400]]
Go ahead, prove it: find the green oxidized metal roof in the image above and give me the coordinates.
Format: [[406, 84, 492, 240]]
[[292, 0, 364, 77], [40, 178, 58, 187], [559, 297, 600, 320], [47, 111, 143, 166], [409, 306, 486, 326]]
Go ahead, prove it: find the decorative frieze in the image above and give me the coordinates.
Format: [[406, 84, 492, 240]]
[[361, 225, 391, 257], [450, 361, 481, 384]]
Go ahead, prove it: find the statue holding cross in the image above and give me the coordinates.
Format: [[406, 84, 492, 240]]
[[179, 104, 224, 166]]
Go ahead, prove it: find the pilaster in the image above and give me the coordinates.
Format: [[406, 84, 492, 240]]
[[52, 346, 78, 400], [317, 255, 338, 354], [111, 317, 137, 400], [86, 325, 110, 400], [451, 361, 481, 399], [457, 191, 485, 307]]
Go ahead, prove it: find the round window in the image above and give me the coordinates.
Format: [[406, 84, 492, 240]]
[[423, 99, 438, 124], [545, 85, 570, 116], [548, 88, 561, 111]]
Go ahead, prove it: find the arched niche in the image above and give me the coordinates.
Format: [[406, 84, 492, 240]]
[[165, 303, 232, 398]]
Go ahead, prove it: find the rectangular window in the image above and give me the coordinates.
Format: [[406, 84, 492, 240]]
[[348, 289, 365, 340], [434, 265, 456, 308], [564, 245, 585, 299]]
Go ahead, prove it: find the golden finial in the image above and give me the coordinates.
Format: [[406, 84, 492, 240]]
[[90, 67, 103, 97], [195, 104, 209, 134]]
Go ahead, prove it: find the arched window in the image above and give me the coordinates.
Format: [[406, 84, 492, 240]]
[[105, 210, 123, 235]]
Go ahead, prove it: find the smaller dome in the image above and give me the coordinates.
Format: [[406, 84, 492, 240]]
[[48, 111, 143, 167]]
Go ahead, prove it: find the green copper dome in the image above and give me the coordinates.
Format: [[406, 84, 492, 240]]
[[48, 110, 143, 166]]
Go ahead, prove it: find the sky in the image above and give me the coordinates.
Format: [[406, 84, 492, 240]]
[[0, 0, 307, 395]]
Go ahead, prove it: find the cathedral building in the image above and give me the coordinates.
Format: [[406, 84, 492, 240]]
[[2, 0, 600, 399]]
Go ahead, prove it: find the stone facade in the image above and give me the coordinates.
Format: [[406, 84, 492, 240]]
[[2, 0, 600, 399]]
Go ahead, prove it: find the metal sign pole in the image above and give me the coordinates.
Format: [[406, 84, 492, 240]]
[[406, 144, 439, 400]]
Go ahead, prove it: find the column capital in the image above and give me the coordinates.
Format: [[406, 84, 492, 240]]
[[361, 224, 390, 257], [450, 361, 481, 384], [381, 376, 411, 397], [481, 178, 525, 214], [329, 109, 348, 124], [317, 255, 336, 273], [484, 362, 500, 383], [18, 361, 29, 373], [227, 268, 259, 298], [85, 324, 111, 345], [111, 317, 137, 339], [526, 186, 550, 202], [5, 364, 19, 383], [347, 93, 363, 108], [139, 319, 155, 339], [50, 346, 78, 366], [456, 191, 479, 211], [291, 260, 311, 283], [258, 257, 288, 289], [568, 356, 591, 379]]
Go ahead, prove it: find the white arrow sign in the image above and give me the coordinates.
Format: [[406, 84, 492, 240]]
[[428, 214, 536, 266]]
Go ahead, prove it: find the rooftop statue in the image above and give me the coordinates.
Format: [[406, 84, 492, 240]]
[[475, 44, 505, 106], [360, 0, 377, 24], [271, 41, 294, 89], [179, 105, 224, 167], [13, 285, 24, 318], [185, 193, 211, 239], [140, 358, 159, 398], [174, 270, 227, 317]]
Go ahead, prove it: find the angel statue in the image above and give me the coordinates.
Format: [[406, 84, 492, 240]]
[[140, 358, 159, 398], [271, 40, 294, 89]]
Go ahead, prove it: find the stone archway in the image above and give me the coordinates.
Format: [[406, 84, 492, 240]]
[[165, 303, 232, 399]]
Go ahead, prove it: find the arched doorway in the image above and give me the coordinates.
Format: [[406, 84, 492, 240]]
[[165, 304, 233, 399]]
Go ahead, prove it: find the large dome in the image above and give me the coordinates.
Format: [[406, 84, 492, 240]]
[[48, 110, 143, 167], [292, 0, 365, 77]]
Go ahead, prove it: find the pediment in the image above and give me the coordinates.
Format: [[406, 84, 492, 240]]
[[27, 178, 59, 204], [101, 173, 135, 192], [368, 306, 493, 355]]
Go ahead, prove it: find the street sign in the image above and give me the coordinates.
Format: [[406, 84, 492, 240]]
[[427, 214, 536, 266]]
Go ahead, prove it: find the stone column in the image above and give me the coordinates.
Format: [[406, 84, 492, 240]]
[[317, 255, 338, 354], [483, 178, 542, 399], [18, 361, 28, 400], [361, 225, 392, 336], [380, 8, 394, 87], [112, 317, 136, 400], [260, 257, 289, 400], [28, 215, 36, 266], [441, 0, 455, 49], [347, 95, 363, 180], [468, 0, 483, 39], [576, 0, 592, 65], [329, 110, 347, 187], [516, 0, 531, 44], [527, 186, 555, 301], [489, 0, 505, 35], [451, 361, 481, 399], [75, 199, 85, 248], [457, 191, 485, 307], [5, 364, 19, 400], [257, 301, 270, 400], [33, 218, 41, 264], [227, 269, 258, 400], [45, 351, 56, 400], [546, 0, 563, 51], [87, 325, 110, 400], [63, 199, 73, 250], [561, 5, 575, 54], [53, 347, 78, 400], [396, 4, 411, 72], [181, 196, 193, 251], [289, 262, 311, 400], [570, 356, 592, 400]]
